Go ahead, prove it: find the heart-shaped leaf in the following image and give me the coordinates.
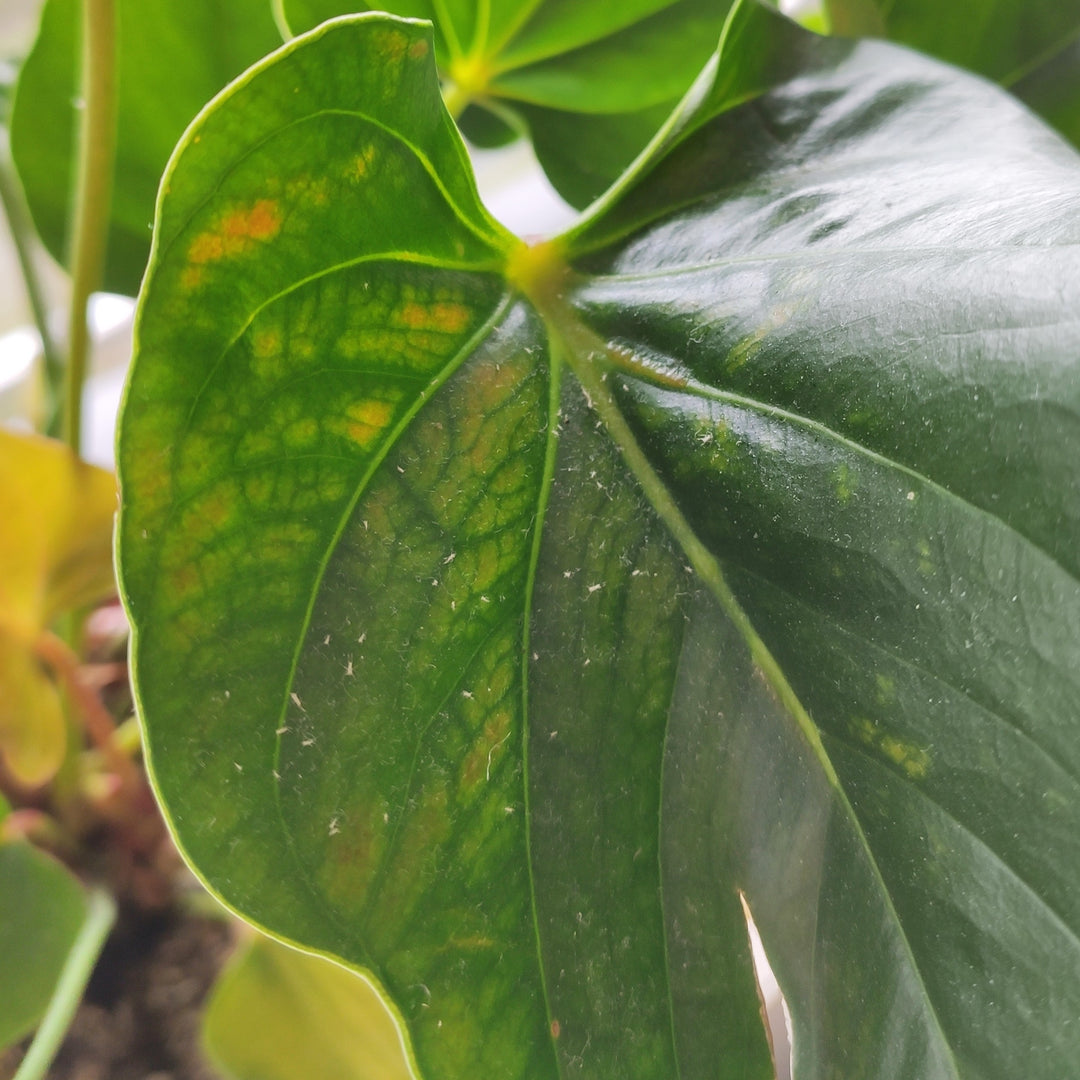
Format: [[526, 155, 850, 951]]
[[10, 0, 283, 295], [119, 3, 1080, 1076], [281, 0, 738, 207], [0, 430, 115, 785]]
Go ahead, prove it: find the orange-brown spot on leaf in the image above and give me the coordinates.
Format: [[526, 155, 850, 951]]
[[187, 198, 283, 265], [253, 328, 281, 358], [408, 38, 429, 60]]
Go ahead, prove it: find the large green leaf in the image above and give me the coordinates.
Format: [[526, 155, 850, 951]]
[[119, 3, 1080, 1077], [0, 842, 88, 1050], [281, 0, 737, 207], [10, 0, 282, 295]]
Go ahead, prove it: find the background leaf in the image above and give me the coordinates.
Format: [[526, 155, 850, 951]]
[[10, 0, 283, 296], [822, 0, 1080, 154], [0, 430, 115, 785], [0, 841, 88, 1051], [120, 4, 1080, 1078], [282, 0, 737, 207], [203, 934, 412, 1080]]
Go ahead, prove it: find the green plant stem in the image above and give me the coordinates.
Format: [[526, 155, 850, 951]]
[[13, 887, 116, 1080], [64, 0, 117, 455], [0, 136, 64, 434]]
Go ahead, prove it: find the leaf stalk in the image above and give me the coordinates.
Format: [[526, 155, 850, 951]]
[[63, 0, 117, 456]]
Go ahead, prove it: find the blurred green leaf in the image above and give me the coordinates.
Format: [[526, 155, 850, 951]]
[[119, 3, 1080, 1077], [823, 0, 1080, 83], [0, 842, 87, 1051], [204, 934, 413, 1080], [1014, 39, 1080, 149], [10, 0, 282, 296]]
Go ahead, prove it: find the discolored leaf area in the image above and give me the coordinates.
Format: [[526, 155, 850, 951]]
[[281, 0, 737, 207], [10, 0, 283, 296], [203, 933, 412, 1080], [119, 3, 1080, 1078], [0, 430, 116, 785]]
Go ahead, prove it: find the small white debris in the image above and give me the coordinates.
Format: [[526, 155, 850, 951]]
[[290, 692, 304, 710], [323, 634, 331, 645], [462, 689, 474, 699], [345, 660, 354, 677], [276, 726, 289, 735], [563, 570, 574, 579], [504, 806, 515, 815], [224, 690, 231, 699], [383, 812, 389, 824], [907, 491, 916, 501], [444, 551, 456, 564], [549, 731, 558, 740], [587, 583, 603, 594], [358, 632, 366, 645], [328, 816, 340, 836], [480, 595, 490, 604], [302, 737, 315, 747], [272, 770, 281, 781], [234, 761, 243, 772]]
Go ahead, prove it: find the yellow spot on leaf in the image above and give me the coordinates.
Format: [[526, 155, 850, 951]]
[[378, 28, 408, 62], [851, 716, 930, 780], [350, 145, 377, 180], [335, 399, 394, 449], [285, 418, 320, 449], [396, 301, 472, 334]]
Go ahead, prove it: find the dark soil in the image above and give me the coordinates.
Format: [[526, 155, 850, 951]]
[[2, 908, 236, 1080]]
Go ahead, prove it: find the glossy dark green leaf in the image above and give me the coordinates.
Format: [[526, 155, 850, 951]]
[[10, 0, 282, 295], [119, 3, 1080, 1078], [283, 0, 737, 207], [0, 842, 87, 1050]]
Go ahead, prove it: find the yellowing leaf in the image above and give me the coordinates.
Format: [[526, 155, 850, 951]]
[[203, 934, 413, 1080], [0, 430, 116, 785]]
